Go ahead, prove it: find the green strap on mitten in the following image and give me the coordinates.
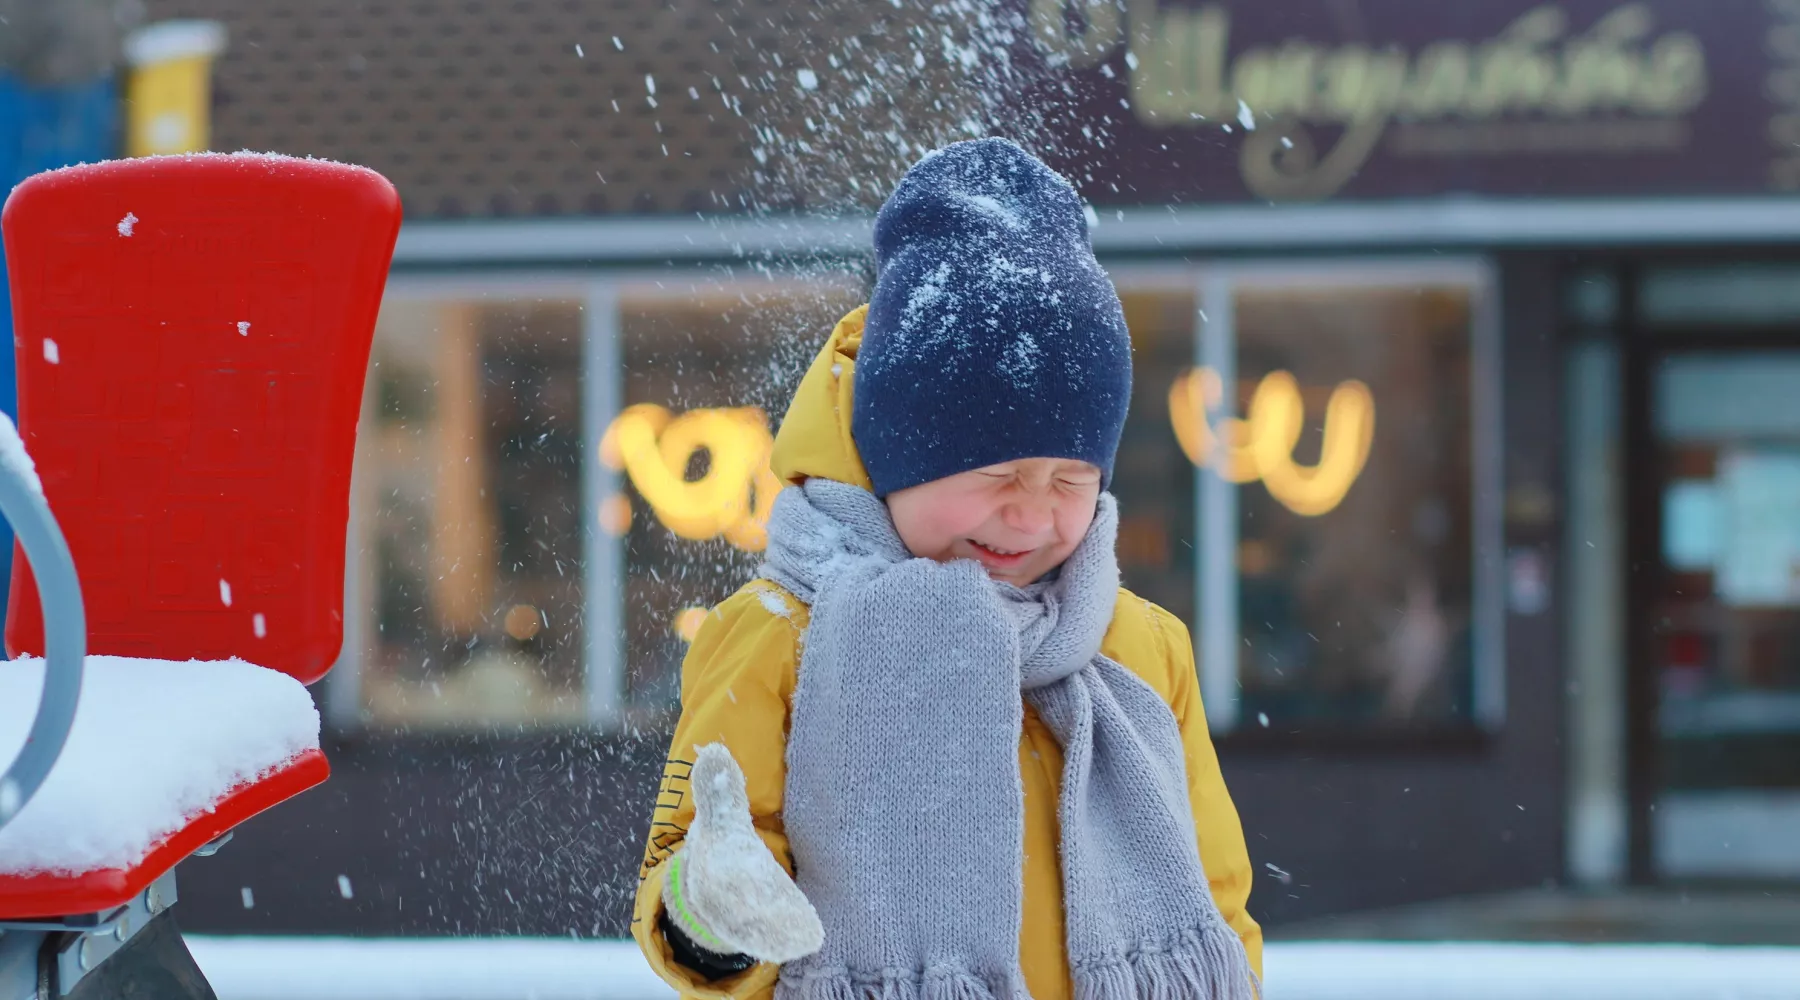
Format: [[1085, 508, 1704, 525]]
[[664, 852, 732, 954]]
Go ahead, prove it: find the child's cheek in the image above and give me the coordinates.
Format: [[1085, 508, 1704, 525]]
[[950, 494, 1006, 540], [1056, 499, 1099, 550]]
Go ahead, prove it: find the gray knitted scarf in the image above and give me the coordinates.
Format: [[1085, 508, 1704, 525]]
[[759, 478, 1257, 1000]]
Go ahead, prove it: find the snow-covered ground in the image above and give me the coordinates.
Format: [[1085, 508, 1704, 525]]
[[186, 936, 1800, 1000]]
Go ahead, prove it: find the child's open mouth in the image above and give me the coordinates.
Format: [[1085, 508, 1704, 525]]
[[968, 539, 1033, 568]]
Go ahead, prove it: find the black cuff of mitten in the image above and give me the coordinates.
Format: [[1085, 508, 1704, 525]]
[[659, 909, 758, 979]]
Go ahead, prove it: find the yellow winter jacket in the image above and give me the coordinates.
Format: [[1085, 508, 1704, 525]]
[[632, 305, 1262, 1000]]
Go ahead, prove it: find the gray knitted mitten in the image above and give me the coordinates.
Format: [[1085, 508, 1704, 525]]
[[661, 743, 824, 964]]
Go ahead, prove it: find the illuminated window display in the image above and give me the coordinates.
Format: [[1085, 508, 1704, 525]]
[[1112, 273, 1491, 733], [342, 271, 1486, 734]]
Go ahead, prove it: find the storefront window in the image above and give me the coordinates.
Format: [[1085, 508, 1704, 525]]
[[342, 279, 862, 732], [1111, 286, 1201, 627], [612, 280, 863, 722], [1114, 268, 1493, 733], [354, 297, 588, 730], [1230, 283, 1478, 727], [345, 267, 1487, 735]]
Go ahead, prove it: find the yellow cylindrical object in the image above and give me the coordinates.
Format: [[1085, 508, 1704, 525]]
[[124, 21, 227, 157]]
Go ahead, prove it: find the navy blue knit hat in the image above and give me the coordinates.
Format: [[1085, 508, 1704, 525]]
[[853, 138, 1132, 498]]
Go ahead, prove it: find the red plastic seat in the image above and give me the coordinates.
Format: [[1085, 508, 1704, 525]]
[[0, 153, 399, 919]]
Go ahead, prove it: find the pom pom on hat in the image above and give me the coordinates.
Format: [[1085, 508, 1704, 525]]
[[853, 138, 1132, 497]]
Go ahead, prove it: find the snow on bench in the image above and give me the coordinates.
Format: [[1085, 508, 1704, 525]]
[[0, 656, 319, 875]]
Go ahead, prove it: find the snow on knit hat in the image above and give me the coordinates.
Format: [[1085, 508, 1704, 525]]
[[853, 138, 1132, 498]]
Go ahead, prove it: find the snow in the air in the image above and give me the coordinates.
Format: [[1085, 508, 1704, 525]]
[[1237, 99, 1256, 131], [797, 68, 819, 91], [241, 886, 255, 908], [0, 655, 320, 874], [238, 321, 251, 336], [0, 411, 44, 499], [41, 339, 59, 364], [220, 578, 233, 607], [337, 874, 354, 899], [253, 612, 268, 638], [117, 212, 137, 237]]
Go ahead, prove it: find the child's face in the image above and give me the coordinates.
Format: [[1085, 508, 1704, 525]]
[[885, 458, 1102, 586]]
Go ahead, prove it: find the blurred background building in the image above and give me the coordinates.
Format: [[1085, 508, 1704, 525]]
[[3, 0, 1799, 944]]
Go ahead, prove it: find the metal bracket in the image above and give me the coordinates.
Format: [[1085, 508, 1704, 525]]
[[191, 831, 233, 858], [2, 825, 238, 999], [38, 869, 177, 997], [0, 911, 120, 935]]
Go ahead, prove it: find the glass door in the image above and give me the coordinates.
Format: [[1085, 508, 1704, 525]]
[[1648, 349, 1800, 878]]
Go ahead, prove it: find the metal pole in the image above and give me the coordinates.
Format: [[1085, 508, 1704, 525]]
[[0, 416, 86, 833], [1197, 271, 1240, 732]]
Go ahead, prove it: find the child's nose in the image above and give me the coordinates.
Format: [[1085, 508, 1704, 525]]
[[1004, 495, 1055, 535]]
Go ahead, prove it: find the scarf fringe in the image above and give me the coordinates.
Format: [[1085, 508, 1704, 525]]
[[779, 965, 1025, 1000], [1072, 922, 1261, 1000]]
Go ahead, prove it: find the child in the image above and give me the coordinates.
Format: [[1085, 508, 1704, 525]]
[[632, 138, 1261, 1000]]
